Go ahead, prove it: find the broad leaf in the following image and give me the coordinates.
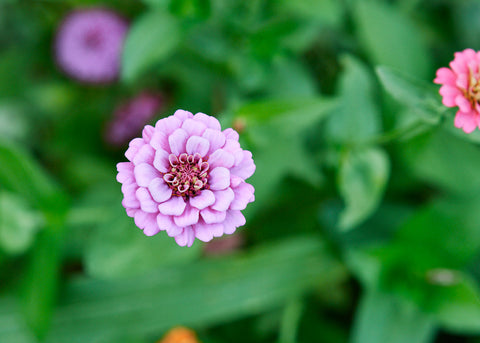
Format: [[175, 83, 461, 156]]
[[0, 237, 341, 343], [122, 11, 180, 82], [325, 55, 380, 143], [401, 129, 480, 194], [353, 0, 431, 79], [431, 275, 480, 333], [376, 66, 446, 123], [0, 192, 43, 255], [351, 289, 435, 343], [338, 148, 390, 230], [236, 97, 336, 212], [85, 202, 201, 279]]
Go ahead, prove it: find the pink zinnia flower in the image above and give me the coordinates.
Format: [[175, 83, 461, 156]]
[[105, 92, 164, 146], [55, 8, 128, 84], [116, 110, 255, 247], [434, 48, 480, 133]]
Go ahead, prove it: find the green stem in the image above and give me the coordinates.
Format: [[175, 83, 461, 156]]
[[278, 298, 304, 343]]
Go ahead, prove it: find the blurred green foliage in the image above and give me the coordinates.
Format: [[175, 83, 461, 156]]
[[1, 0, 480, 342]]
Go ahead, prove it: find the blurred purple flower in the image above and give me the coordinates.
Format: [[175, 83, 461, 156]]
[[203, 232, 245, 256], [55, 8, 128, 84], [105, 92, 164, 146], [116, 110, 255, 247]]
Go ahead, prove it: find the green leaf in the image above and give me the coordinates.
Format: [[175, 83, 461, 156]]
[[85, 203, 201, 279], [338, 148, 390, 230], [278, 298, 303, 343], [431, 275, 480, 333], [376, 66, 445, 123], [141, 0, 170, 8], [0, 192, 43, 255], [236, 97, 336, 134], [0, 139, 63, 210], [325, 55, 381, 143], [263, 58, 318, 98], [353, 0, 431, 79], [363, 197, 480, 333], [236, 97, 336, 212], [394, 195, 480, 270], [0, 103, 30, 142], [0, 141, 68, 339], [275, 0, 342, 27], [0, 236, 341, 343], [402, 129, 480, 194], [20, 229, 64, 341], [122, 11, 180, 82], [351, 289, 435, 343]]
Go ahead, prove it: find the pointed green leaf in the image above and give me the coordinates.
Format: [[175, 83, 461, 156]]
[[353, 0, 431, 78], [325, 55, 381, 143], [122, 11, 180, 82], [85, 204, 201, 279], [351, 289, 435, 343], [0, 192, 43, 255], [376, 66, 445, 123], [431, 275, 480, 333], [338, 148, 390, 230], [0, 237, 342, 343]]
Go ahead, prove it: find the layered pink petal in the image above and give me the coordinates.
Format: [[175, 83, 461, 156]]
[[208, 149, 235, 169], [203, 128, 226, 153], [193, 112, 221, 130], [136, 187, 158, 213], [189, 189, 215, 210], [143, 214, 160, 236], [231, 151, 255, 179], [209, 167, 230, 190], [182, 118, 207, 136], [230, 183, 255, 211], [134, 163, 160, 187], [125, 138, 144, 161], [157, 213, 183, 237], [174, 205, 200, 227], [150, 131, 169, 151], [153, 149, 170, 173], [211, 188, 235, 211], [116, 162, 134, 183], [223, 210, 246, 234], [121, 183, 139, 208], [148, 178, 172, 203], [455, 95, 472, 113], [155, 116, 182, 135], [200, 208, 226, 224], [158, 196, 186, 216], [186, 136, 210, 156], [434, 67, 456, 85], [142, 125, 155, 143], [133, 144, 155, 165], [194, 222, 223, 241], [173, 109, 193, 121], [175, 227, 195, 247], [454, 111, 478, 133], [168, 128, 189, 156], [223, 128, 239, 141]]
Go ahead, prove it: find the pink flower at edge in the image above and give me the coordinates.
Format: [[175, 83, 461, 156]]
[[116, 110, 256, 247], [434, 48, 480, 133]]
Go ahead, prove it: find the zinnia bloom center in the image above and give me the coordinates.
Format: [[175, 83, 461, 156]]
[[163, 153, 209, 198], [466, 73, 480, 107], [83, 28, 103, 49]]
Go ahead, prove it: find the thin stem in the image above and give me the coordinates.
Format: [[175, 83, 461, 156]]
[[278, 297, 303, 343]]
